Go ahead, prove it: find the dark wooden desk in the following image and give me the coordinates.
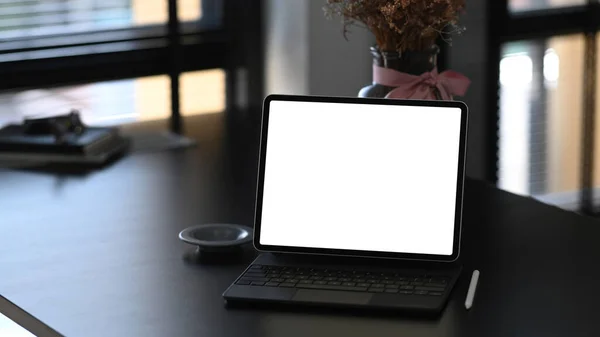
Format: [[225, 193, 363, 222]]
[[2, 114, 600, 337]]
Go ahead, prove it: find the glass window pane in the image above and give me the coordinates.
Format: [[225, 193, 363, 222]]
[[509, 0, 586, 12], [181, 69, 225, 116], [0, 0, 216, 39], [0, 70, 225, 127], [178, 0, 202, 22], [0, 0, 165, 39], [133, 0, 204, 25], [131, 0, 168, 25], [498, 35, 584, 208]]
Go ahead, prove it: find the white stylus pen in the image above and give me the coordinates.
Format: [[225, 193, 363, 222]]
[[464, 270, 480, 310]]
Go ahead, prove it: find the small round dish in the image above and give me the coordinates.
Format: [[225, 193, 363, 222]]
[[178, 224, 253, 252]]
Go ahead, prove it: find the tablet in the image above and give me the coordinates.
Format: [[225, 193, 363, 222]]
[[0, 295, 63, 337], [254, 95, 468, 262]]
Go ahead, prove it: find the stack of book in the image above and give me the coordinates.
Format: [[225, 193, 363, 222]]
[[0, 111, 129, 166]]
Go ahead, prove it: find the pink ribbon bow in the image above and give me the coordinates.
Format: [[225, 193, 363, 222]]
[[373, 65, 471, 100]]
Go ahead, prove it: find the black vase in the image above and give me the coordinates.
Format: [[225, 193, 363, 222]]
[[358, 45, 441, 99]]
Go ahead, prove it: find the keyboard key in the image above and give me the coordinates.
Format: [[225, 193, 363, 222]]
[[314, 280, 328, 285], [429, 278, 448, 285], [429, 292, 443, 296], [385, 284, 399, 289], [342, 282, 356, 287], [265, 282, 280, 287], [425, 280, 447, 285], [324, 277, 338, 281], [368, 288, 385, 293], [297, 276, 309, 280], [399, 285, 414, 290], [415, 286, 446, 292], [395, 281, 410, 286], [288, 279, 299, 283], [279, 283, 296, 288], [382, 280, 394, 285], [240, 277, 270, 283], [270, 278, 284, 283], [298, 280, 313, 285], [296, 284, 368, 292], [309, 276, 323, 280], [339, 278, 351, 282], [414, 290, 429, 295], [357, 283, 370, 287], [367, 279, 379, 283], [385, 289, 399, 294], [353, 278, 366, 283], [244, 272, 266, 277], [251, 281, 265, 286], [371, 284, 385, 288], [327, 281, 342, 286], [399, 290, 414, 295], [236, 280, 251, 285]]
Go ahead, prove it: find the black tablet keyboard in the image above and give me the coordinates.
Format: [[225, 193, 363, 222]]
[[235, 264, 449, 296]]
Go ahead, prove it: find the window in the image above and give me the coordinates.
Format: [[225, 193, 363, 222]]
[[0, 0, 211, 41], [0, 0, 263, 131], [491, 0, 600, 213], [498, 36, 584, 199], [509, 0, 586, 12], [0, 69, 225, 127]]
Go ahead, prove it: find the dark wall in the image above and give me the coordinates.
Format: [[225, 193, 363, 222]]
[[449, 1, 490, 180]]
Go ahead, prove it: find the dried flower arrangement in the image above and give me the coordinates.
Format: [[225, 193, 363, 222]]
[[324, 0, 466, 53]]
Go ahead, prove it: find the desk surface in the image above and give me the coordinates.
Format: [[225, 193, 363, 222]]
[[1, 114, 600, 337]]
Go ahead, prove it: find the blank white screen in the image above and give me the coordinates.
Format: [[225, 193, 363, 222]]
[[0, 313, 35, 337], [259, 100, 463, 256]]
